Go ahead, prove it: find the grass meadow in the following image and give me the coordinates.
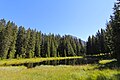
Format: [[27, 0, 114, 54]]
[[0, 56, 83, 66], [0, 64, 120, 80], [0, 57, 120, 80]]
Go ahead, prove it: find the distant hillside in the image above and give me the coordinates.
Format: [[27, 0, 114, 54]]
[[81, 40, 86, 46]]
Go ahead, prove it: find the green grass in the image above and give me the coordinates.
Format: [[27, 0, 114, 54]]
[[0, 56, 83, 66], [0, 65, 120, 80], [99, 59, 117, 64], [0, 57, 120, 80]]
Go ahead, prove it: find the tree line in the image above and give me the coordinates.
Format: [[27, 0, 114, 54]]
[[0, 19, 85, 59], [86, 0, 120, 62], [86, 29, 110, 55]]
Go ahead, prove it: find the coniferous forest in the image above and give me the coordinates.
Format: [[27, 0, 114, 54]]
[[0, 0, 120, 64], [0, 19, 85, 59], [1, 0, 120, 80], [86, 0, 120, 63]]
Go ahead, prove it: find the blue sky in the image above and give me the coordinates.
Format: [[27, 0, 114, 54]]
[[0, 0, 116, 41]]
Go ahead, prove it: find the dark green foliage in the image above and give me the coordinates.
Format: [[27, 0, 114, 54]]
[[46, 36, 50, 57], [1, 0, 120, 63], [0, 19, 6, 59], [26, 29, 36, 58], [58, 37, 66, 57], [7, 23, 18, 59], [34, 31, 41, 57], [24, 28, 31, 58], [16, 26, 26, 58], [0, 19, 85, 59], [57, 35, 84, 57], [50, 41, 57, 57], [86, 36, 92, 55], [66, 41, 76, 56], [86, 0, 120, 63], [40, 34, 46, 57], [100, 29, 106, 53], [86, 29, 110, 55], [106, 23, 113, 53], [3, 21, 13, 59], [107, 0, 120, 62], [76, 39, 83, 56], [0, 21, 18, 59]]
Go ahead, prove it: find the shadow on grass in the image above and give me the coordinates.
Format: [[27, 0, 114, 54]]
[[86, 73, 120, 80], [84, 55, 112, 60], [112, 74, 120, 80], [96, 74, 108, 80], [98, 61, 120, 70], [96, 74, 120, 80]]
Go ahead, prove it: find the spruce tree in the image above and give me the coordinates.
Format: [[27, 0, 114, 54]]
[[106, 22, 113, 53], [46, 37, 50, 57], [40, 34, 46, 57], [95, 31, 101, 54], [26, 29, 36, 58], [66, 41, 76, 56], [50, 41, 57, 57], [0, 19, 6, 59], [15, 26, 26, 58], [86, 36, 92, 55], [35, 31, 41, 57], [1, 21, 13, 59], [91, 35, 96, 55], [7, 23, 18, 58], [109, 0, 120, 62], [100, 29, 106, 53], [75, 39, 81, 56]]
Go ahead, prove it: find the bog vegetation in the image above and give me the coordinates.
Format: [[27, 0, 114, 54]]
[[0, 64, 120, 80]]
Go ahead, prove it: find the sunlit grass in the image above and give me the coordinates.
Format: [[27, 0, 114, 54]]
[[0, 65, 120, 80], [99, 59, 117, 64], [0, 56, 120, 80], [0, 56, 83, 66]]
